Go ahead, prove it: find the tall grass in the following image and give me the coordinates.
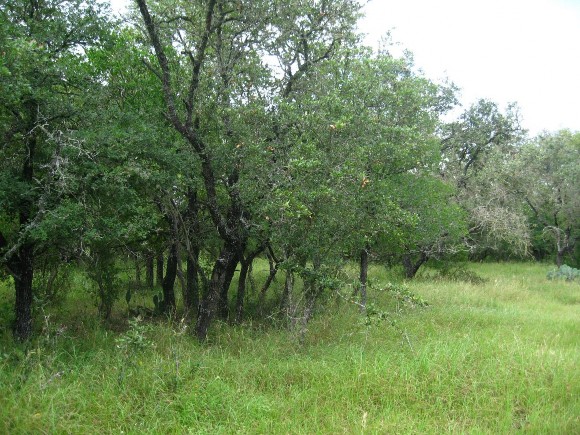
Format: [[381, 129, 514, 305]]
[[0, 262, 578, 433]]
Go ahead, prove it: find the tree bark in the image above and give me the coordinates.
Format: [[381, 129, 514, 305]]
[[185, 250, 199, 315], [176, 260, 187, 306], [195, 245, 238, 341], [156, 253, 164, 287], [402, 251, 428, 279], [145, 254, 154, 288], [234, 247, 264, 324], [13, 244, 34, 341], [12, 105, 37, 341], [298, 261, 322, 343], [234, 258, 251, 324], [183, 187, 201, 314], [161, 243, 177, 313], [556, 251, 564, 268], [258, 250, 278, 310], [280, 269, 294, 316], [555, 227, 572, 267], [217, 251, 239, 320], [137, 0, 245, 339]]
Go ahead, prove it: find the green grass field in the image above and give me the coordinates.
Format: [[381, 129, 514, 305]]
[[1, 262, 578, 433]]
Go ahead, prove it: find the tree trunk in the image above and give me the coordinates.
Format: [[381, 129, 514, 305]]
[[234, 258, 250, 324], [234, 247, 263, 324], [359, 247, 369, 312], [247, 260, 258, 294], [156, 253, 164, 287], [402, 251, 428, 279], [556, 250, 564, 268], [280, 269, 294, 316], [13, 108, 36, 341], [134, 255, 142, 289], [183, 187, 201, 314], [217, 252, 239, 320], [13, 244, 34, 341], [185, 248, 200, 315], [555, 227, 572, 267], [258, 250, 278, 310], [195, 245, 238, 341], [176, 261, 187, 307], [137, 0, 242, 340], [145, 254, 154, 288], [298, 266, 321, 343], [299, 291, 317, 343], [161, 243, 177, 313]]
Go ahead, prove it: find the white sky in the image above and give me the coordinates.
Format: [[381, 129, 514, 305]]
[[360, 0, 580, 135], [109, 0, 580, 135]]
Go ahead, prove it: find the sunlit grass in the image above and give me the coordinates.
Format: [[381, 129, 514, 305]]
[[0, 262, 578, 433]]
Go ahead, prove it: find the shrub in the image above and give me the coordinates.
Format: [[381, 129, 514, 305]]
[[546, 264, 580, 282], [418, 262, 488, 284], [383, 282, 429, 308], [115, 316, 155, 354]]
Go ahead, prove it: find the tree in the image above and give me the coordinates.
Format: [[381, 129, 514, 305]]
[[440, 100, 529, 260], [518, 130, 580, 266], [394, 174, 466, 278], [310, 50, 458, 286], [133, 0, 362, 340], [76, 27, 194, 317], [0, 0, 111, 339]]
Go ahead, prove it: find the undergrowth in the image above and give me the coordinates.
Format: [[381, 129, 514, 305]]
[[416, 261, 488, 284], [0, 262, 578, 433], [547, 264, 580, 282]]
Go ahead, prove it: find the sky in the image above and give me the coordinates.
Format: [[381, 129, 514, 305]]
[[360, 0, 580, 135], [109, 0, 580, 135]]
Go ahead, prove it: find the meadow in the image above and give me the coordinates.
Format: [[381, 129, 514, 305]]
[[1, 262, 578, 433]]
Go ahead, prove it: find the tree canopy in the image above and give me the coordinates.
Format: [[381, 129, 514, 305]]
[[0, 0, 578, 341]]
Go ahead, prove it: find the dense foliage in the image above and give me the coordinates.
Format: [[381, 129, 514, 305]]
[[0, 0, 578, 341]]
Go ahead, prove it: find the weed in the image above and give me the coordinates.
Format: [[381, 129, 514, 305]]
[[115, 316, 154, 355]]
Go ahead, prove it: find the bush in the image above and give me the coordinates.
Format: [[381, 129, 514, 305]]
[[33, 262, 73, 307], [115, 316, 155, 354], [86, 254, 121, 320], [418, 261, 487, 284], [382, 282, 429, 308], [546, 264, 580, 282]]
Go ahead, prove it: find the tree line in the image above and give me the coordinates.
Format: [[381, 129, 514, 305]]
[[1, 0, 578, 341]]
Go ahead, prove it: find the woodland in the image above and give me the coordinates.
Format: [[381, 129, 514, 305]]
[[0, 0, 578, 342], [1, 1, 579, 432]]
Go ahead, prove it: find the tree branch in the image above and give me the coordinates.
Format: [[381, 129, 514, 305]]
[[185, 0, 218, 129], [135, 0, 181, 129]]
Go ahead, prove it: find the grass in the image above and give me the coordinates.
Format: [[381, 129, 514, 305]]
[[0, 262, 578, 433]]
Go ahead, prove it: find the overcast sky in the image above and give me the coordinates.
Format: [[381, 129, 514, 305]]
[[110, 0, 580, 135], [360, 0, 580, 135]]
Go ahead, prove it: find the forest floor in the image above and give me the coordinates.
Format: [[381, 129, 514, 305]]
[[0, 262, 578, 433]]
